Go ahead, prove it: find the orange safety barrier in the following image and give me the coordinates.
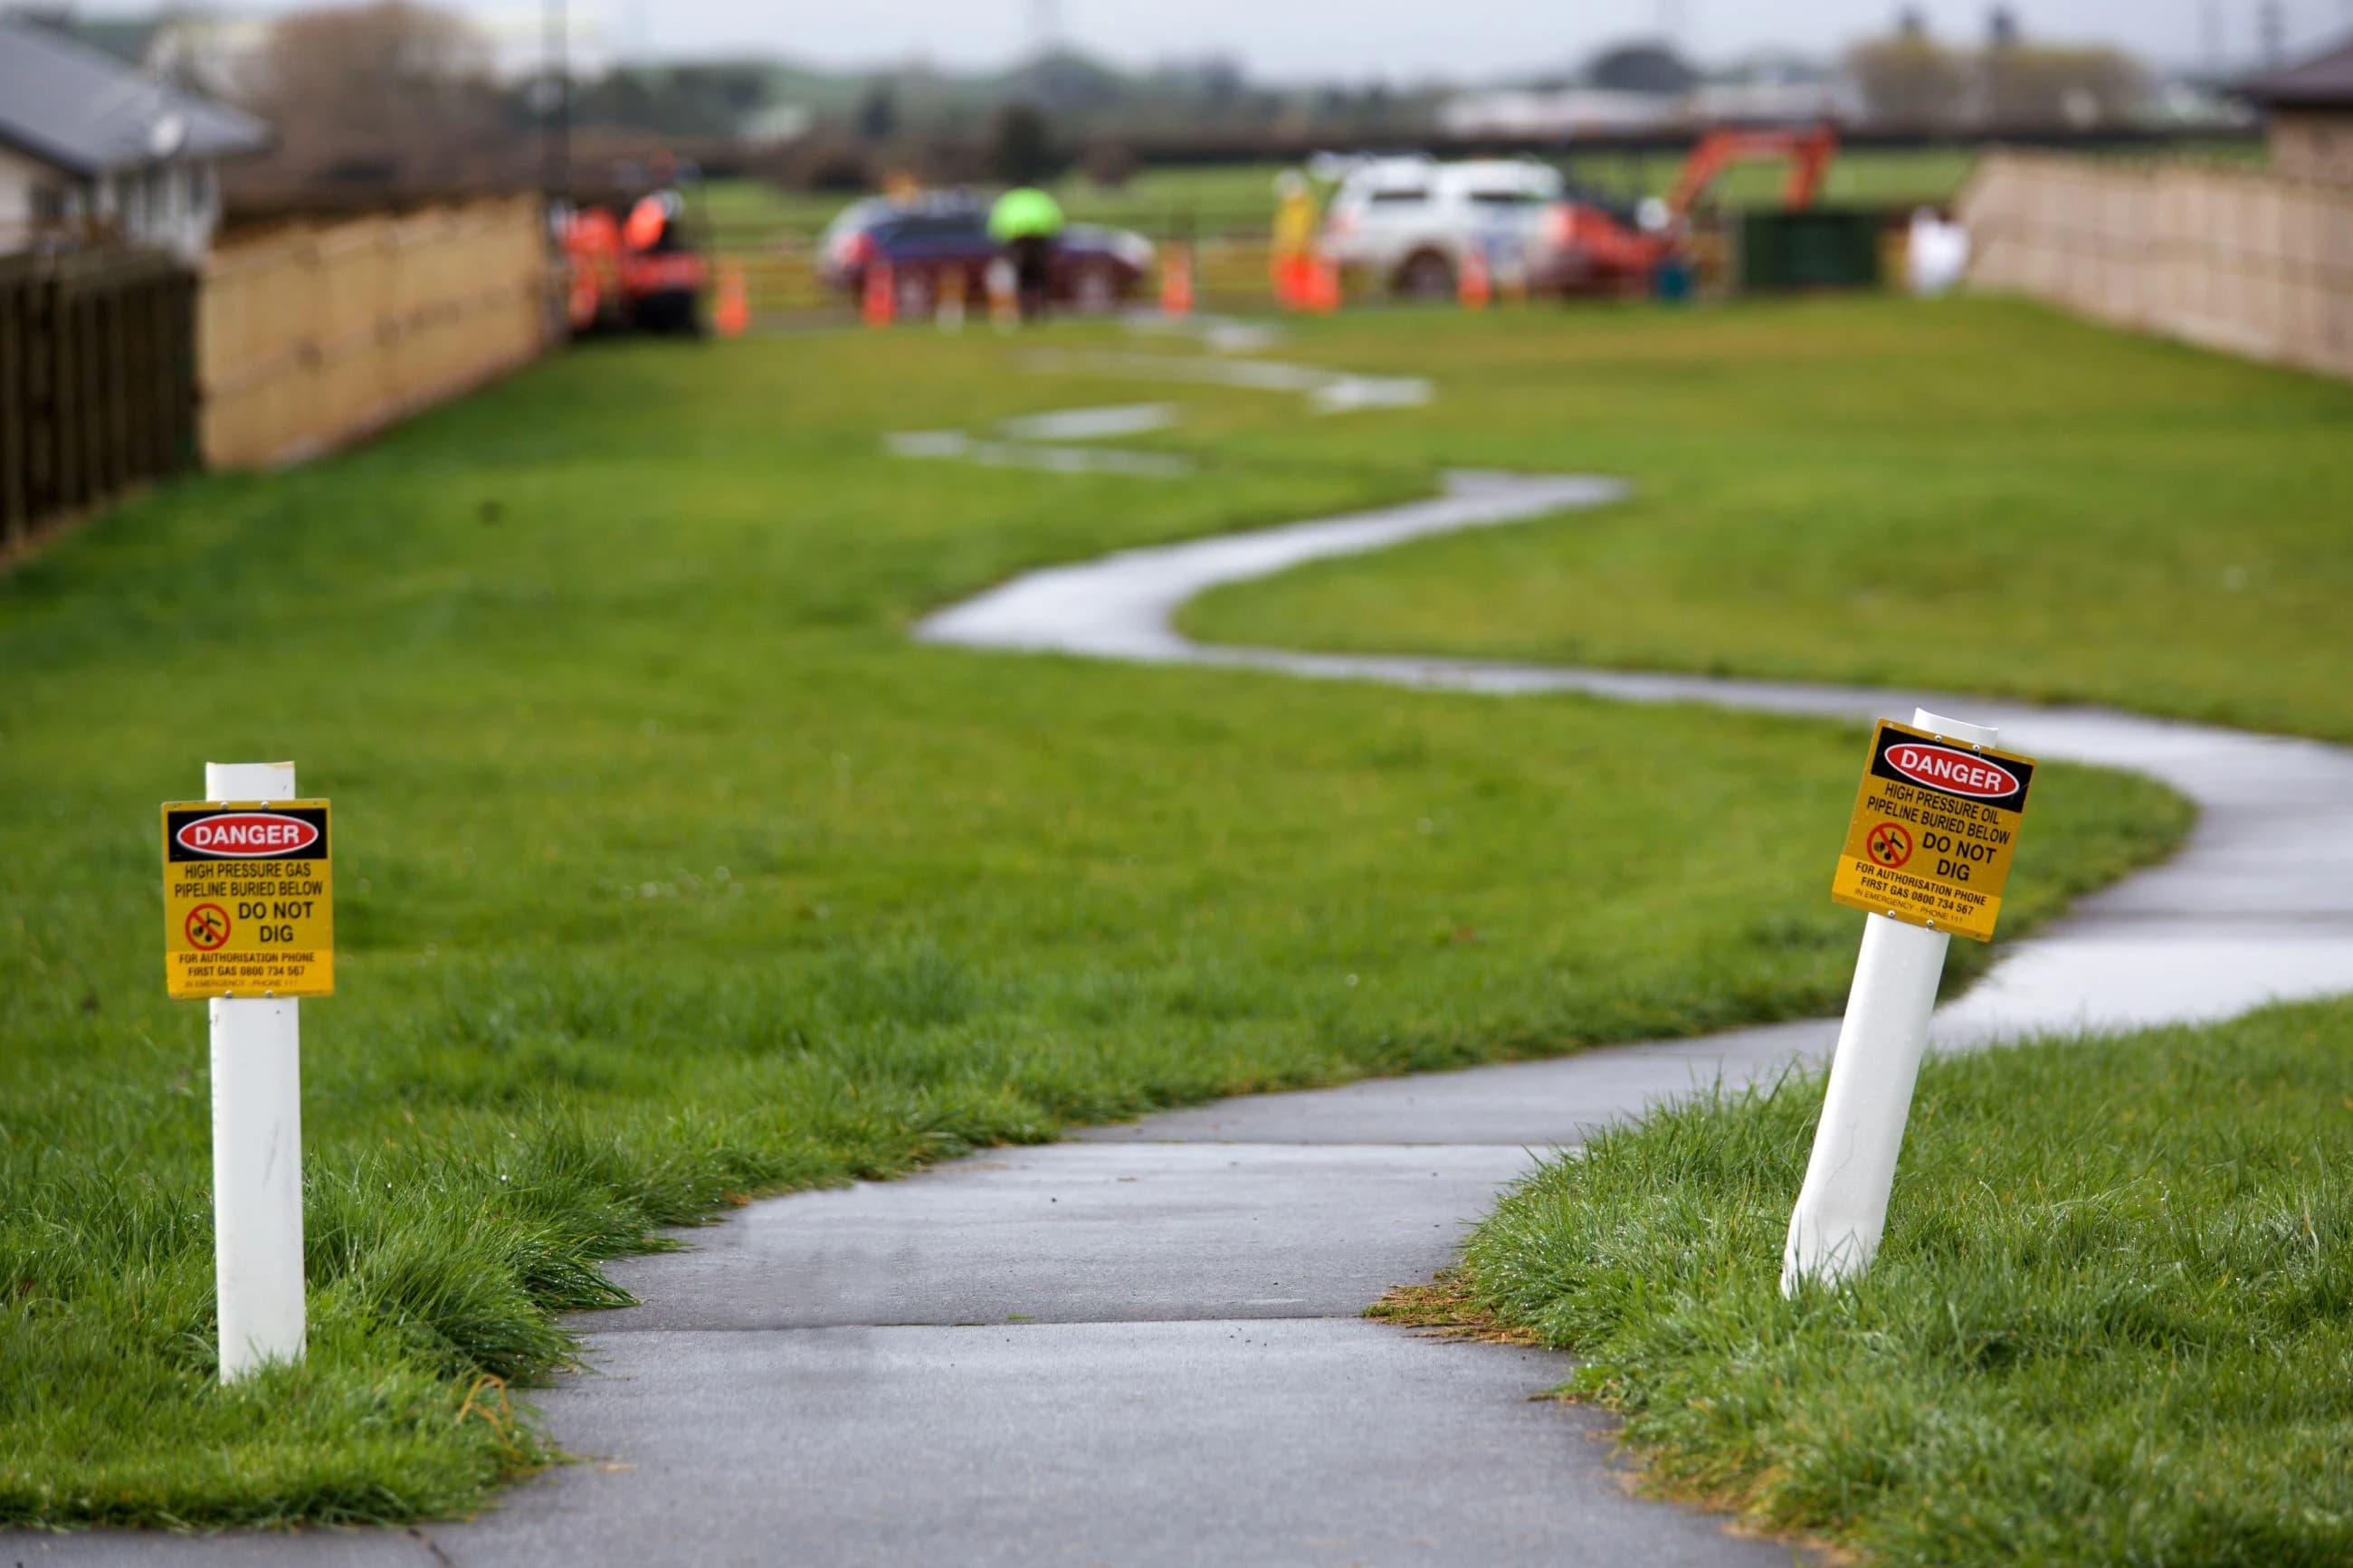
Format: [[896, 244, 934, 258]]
[[1306, 254, 1341, 314], [714, 261, 749, 337], [1273, 251, 1318, 310], [862, 260, 896, 328], [1458, 244, 1491, 309], [1159, 245, 1195, 317]]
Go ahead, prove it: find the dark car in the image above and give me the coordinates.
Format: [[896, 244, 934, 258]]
[[817, 193, 1155, 314]]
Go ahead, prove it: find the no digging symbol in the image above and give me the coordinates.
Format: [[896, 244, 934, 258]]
[[1867, 822, 1913, 870], [186, 902, 232, 952]]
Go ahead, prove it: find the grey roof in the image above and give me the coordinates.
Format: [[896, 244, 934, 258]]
[[0, 14, 270, 176], [2245, 37, 2353, 109]]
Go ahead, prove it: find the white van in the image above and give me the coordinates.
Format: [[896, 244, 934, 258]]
[[1319, 157, 1565, 297]]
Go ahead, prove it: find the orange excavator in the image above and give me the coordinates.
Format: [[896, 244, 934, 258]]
[[1664, 123, 1837, 214], [1538, 123, 1838, 296]]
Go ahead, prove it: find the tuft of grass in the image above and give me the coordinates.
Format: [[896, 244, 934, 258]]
[[1366, 1273, 1538, 1345], [0, 308, 2196, 1525], [1457, 998, 2353, 1567]]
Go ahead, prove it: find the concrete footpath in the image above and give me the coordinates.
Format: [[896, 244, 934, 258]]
[[9, 1029, 1837, 1568], [15, 468, 2353, 1567]]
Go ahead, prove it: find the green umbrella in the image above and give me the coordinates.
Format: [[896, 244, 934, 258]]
[[988, 186, 1066, 242]]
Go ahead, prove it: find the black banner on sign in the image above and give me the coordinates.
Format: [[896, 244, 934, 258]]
[[166, 805, 330, 862], [1867, 727, 2034, 813]]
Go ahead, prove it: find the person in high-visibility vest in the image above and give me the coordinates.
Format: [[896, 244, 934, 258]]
[[988, 185, 1066, 322], [1271, 170, 1319, 309]]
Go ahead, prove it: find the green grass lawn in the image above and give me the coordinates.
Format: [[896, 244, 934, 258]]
[[1440, 998, 2353, 1565], [0, 304, 2198, 1526], [1186, 296, 2353, 744]]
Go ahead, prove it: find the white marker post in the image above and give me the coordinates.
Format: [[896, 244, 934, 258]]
[[1782, 708, 1997, 1295], [205, 760, 307, 1379]]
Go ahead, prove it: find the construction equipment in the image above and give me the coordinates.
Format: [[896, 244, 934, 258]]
[[563, 188, 709, 337], [1664, 124, 1838, 217], [1535, 124, 1839, 298]]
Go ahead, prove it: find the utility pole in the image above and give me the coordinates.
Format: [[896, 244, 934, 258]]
[[543, 0, 570, 207]]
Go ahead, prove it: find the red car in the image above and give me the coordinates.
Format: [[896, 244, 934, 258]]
[[818, 193, 1155, 314]]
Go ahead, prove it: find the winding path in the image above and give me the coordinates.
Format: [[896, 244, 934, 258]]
[[16, 471, 2353, 1568], [919, 469, 2353, 1048]]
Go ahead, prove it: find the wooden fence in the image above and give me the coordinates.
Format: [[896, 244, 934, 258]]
[[1958, 151, 2353, 381], [201, 195, 550, 468], [0, 249, 198, 554]]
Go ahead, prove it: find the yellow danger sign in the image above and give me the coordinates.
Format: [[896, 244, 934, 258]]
[[162, 801, 334, 999], [1830, 721, 2036, 943]]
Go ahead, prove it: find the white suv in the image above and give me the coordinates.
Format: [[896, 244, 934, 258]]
[[1320, 157, 1565, 298]]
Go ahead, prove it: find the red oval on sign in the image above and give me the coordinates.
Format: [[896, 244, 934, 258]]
[[1885, 745, 2020, 800], [177, 812, 319, 857]]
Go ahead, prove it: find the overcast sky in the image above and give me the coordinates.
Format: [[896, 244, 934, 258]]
[[90, 0, 2353, 77]]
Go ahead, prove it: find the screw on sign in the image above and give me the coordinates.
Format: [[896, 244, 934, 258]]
[[186, 902, 232, 951], [1867, 822, 1912, 869]]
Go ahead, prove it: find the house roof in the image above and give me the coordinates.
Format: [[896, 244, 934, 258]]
[[2245, 37, 2353, 109], [0, 14, 270, 178]]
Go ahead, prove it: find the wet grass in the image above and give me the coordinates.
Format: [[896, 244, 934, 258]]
[[1186, 295, 2353, 745], [1457, 999, 2353, 1566], [0, 308, 2190, 1525]]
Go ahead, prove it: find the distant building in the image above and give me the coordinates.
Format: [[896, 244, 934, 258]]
[[1441, 51, 1856, 139], [1691, 54, 1862, 123], [740, 103, 816, 148], [1437, 88, 1683, 138], [0, 14, 270, 259], [2245, 36, 2353, 181]]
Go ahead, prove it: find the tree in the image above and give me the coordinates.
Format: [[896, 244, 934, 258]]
[[1584, 41, 1700, 96], [1978, 45, 2146, 128], [857, 84, 899, 143], [1847, 34, 1970, 129], [248, 2, 499, 186], [1848, 27, 2146, 131], [987, 103, 1057, 185]]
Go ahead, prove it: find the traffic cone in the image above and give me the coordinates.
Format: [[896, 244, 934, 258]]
[[1275, 251, 1314, 310], [714, 261, 749, 337], [1307, 253, 1341, 314], [1159, 244, 1195, 318], [862, 260, 896, 328], [1458, 243, 1491, 310]]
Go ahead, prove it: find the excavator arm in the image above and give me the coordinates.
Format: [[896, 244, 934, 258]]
[[1666, 124, 1839, 217]]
